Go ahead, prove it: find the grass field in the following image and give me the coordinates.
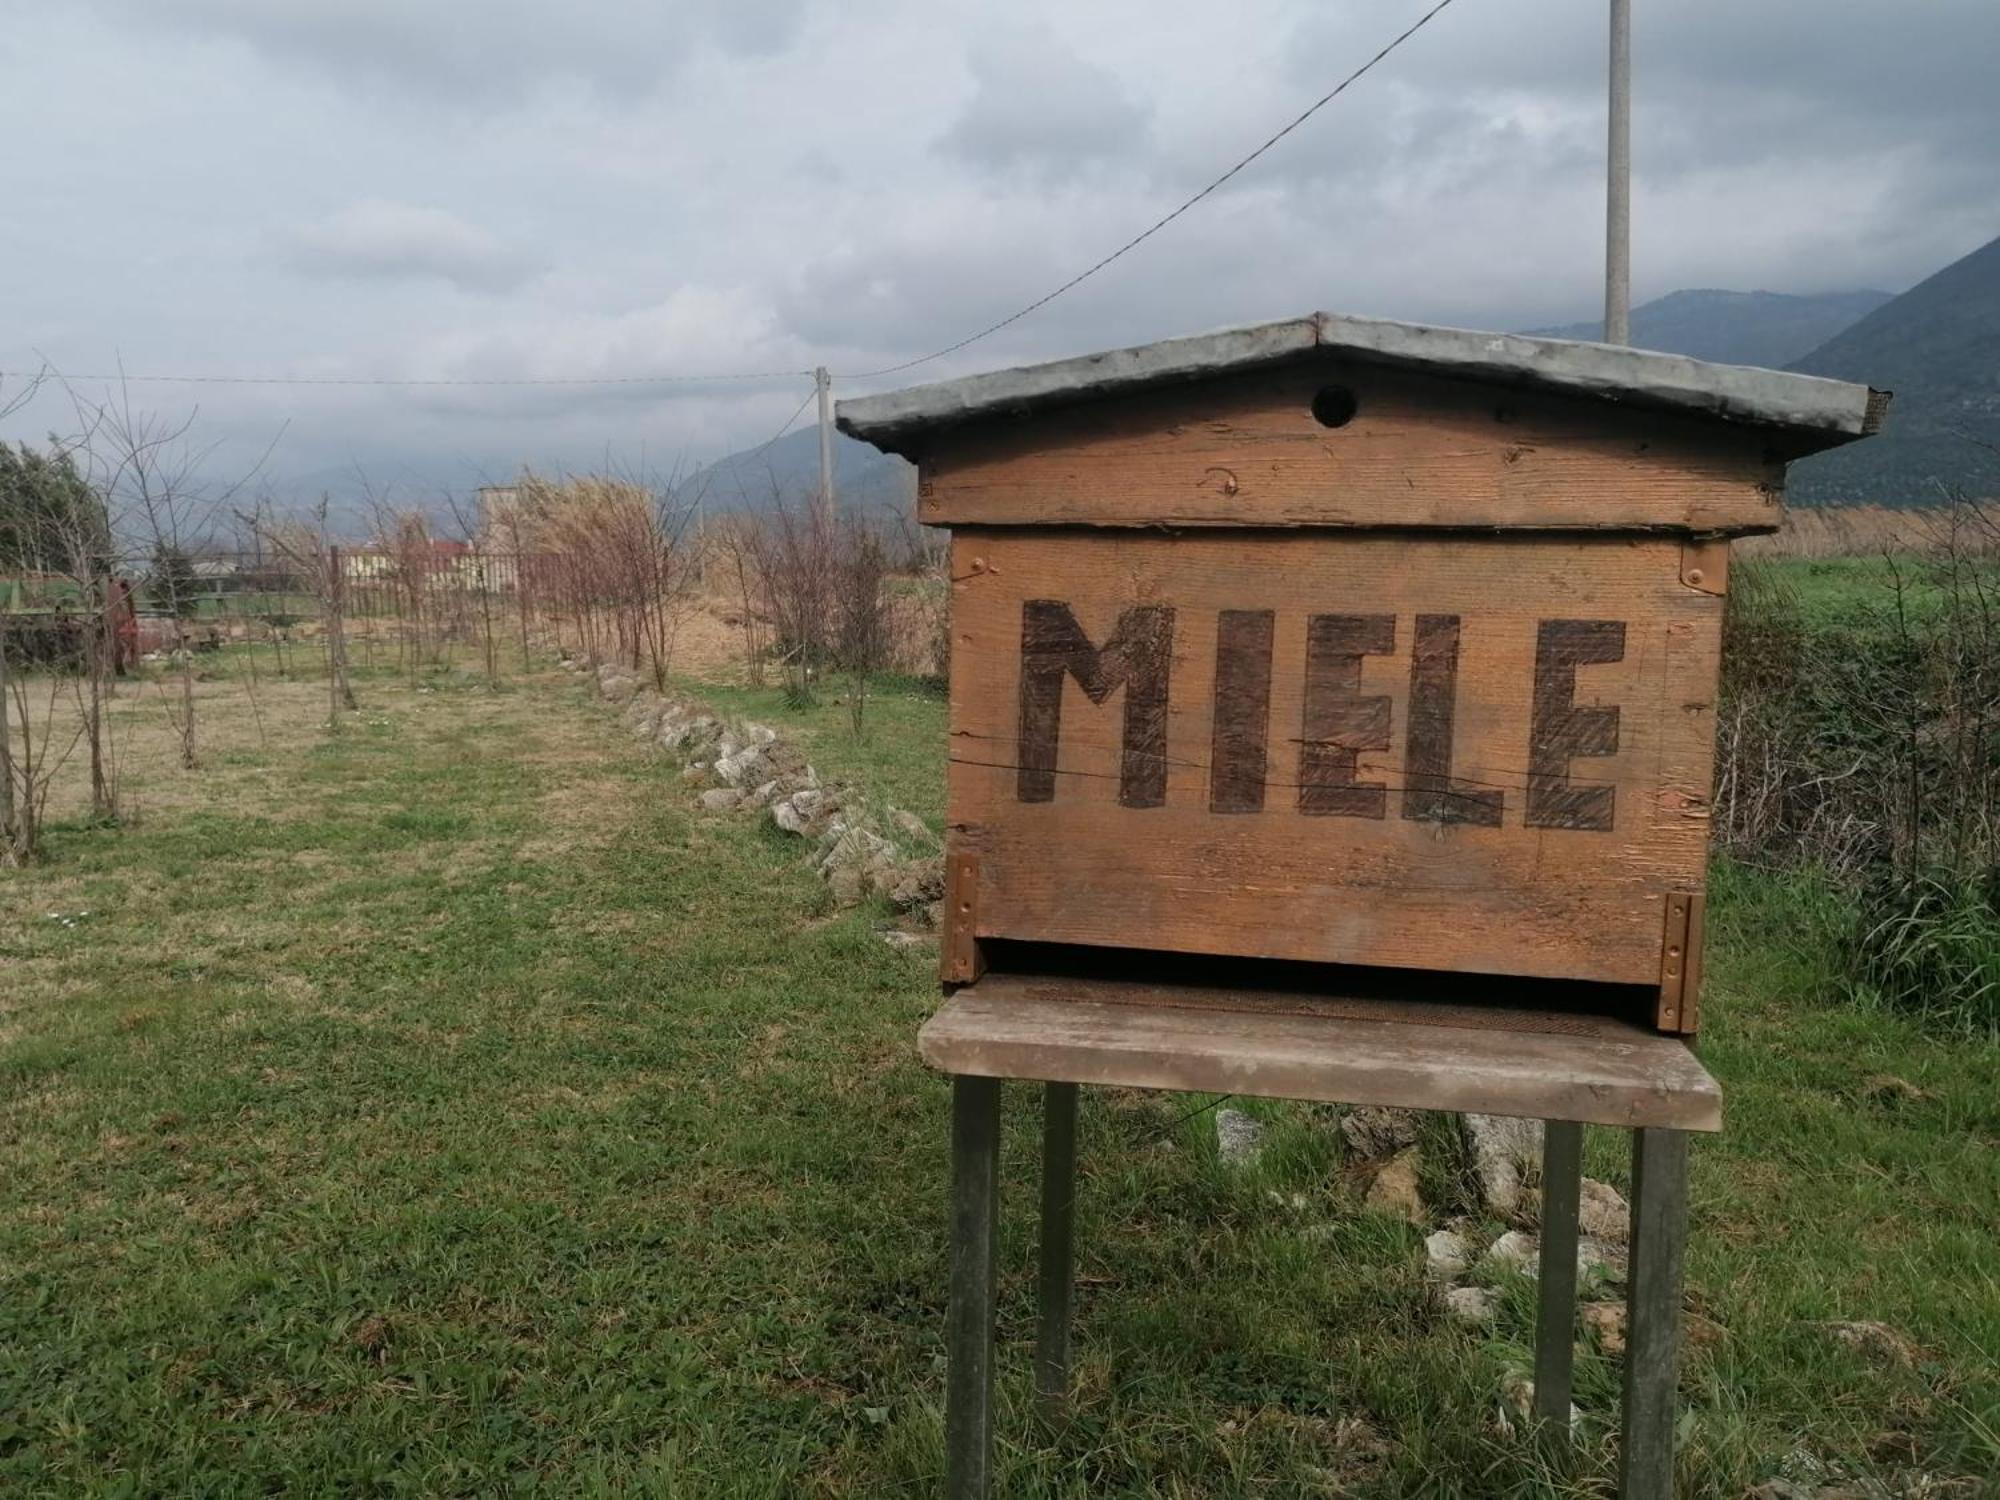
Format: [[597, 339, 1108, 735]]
[[2, 642, 1996, 1496]]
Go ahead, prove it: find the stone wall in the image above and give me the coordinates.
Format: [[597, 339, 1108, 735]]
[[564, 657, 943, 933]]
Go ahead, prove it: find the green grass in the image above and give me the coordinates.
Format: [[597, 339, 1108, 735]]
[[2, 664, 1995, 1495], [1762, 553, 2000, 635]]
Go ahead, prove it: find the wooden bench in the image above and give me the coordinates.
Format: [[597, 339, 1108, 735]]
[[924, 973, 1720, 1500]]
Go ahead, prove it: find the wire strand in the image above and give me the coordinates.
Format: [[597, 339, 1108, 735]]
[[0, 365, 814, 389], [836, 0, 1461, 381], [0, 1, 1462, 396], [737, 386, 819, 466]]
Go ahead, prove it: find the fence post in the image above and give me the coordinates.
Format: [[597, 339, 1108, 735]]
[[0, 610, 16, 854]]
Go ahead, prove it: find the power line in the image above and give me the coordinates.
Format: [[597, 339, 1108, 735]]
[[836, 0, 1462, 381], [739, 386, 819, 466], [0, 1, 1462, 397], [0, 363, 812, 389], [691, 382, 818, 480]]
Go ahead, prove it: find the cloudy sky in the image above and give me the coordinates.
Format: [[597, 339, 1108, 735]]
[[1, 0, 1995, 510]]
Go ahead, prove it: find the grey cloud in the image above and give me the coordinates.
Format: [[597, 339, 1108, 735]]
[[7, 0, 1997, 505], [80, 0, 809, 102], [940, 24, 1150, 175], [278, 200, 539, 294], [1283, 0, 2000, 174]]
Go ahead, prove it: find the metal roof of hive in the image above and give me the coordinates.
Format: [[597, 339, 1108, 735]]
[[836, 311, 1888, 459]]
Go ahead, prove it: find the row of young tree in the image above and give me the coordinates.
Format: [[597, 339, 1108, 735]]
[[0, 375, 231, 862], [2, 371, 941, 864]]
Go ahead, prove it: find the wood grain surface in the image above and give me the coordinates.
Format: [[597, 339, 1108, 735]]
[[918, 362, 1782, 534], [920, 979, 1723, 1130], [947, 529, 1723, 987]]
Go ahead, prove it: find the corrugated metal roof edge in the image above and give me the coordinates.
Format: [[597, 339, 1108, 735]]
[[835, 311, 1886, 459]]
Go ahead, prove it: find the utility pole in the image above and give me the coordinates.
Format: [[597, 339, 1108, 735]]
[[814, 365, 836, 525], [1604, 0, 1632, 345]]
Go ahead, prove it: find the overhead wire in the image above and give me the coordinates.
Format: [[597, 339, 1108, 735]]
[[736, 385, 819, 466], [0, 364, 813, 388], [834, 0, 1462, 381], [0, 1, 1462, 396]]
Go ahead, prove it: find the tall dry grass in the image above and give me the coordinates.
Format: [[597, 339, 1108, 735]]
[[1736, 503, 1944, 559]]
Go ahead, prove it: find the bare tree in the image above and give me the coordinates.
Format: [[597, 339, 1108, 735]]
[[0, 374, 113, 853], [71, 381, 274, 770], [750, 490, 835, 706], [0, 369, 46, 850], [713, 514, 771, 685], [0, 648, 88, 865], [237, 494, 359, 725], [833, 517, 890, 736]]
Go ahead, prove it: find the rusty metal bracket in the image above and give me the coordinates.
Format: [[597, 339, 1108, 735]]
[[942, 849, 985, 986], [1679, 538, 1729, 596], [1656, 891, 1705, 1035]]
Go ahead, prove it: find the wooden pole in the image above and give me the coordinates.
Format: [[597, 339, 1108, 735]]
[[0, 610, 16, 856], [1035, 1081, 1079, 1418], [815, 365, 836, 525], [1604, 0, 1632, 345], [946, 1075, 1002, 1500], [1533, 1119, 1583, 1429], [1619, 1126, 1689, 1500]]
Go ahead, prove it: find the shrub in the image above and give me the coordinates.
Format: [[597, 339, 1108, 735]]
[[1717, 493, 2000, 1031]]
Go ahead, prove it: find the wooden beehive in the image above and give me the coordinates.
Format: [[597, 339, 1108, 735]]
[[840, 314, 1884, 1033]]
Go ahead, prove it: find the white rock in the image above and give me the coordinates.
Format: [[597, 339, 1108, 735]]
[[889, 807, 931, 843], [741, 779, 783, 809], [1464, 1113, 1543, 1216], [714, 747, 772, 787], [1495, 1373, 1579, 1431], [1425, 1229, 1472, 1280], [1578, 1235, 1628, 1281], [1445, 1286, 1500, 1327], [877, 930, 931, 951], [1214, 1107, 1264, 1166], [1484, 1229, 1538, 1275], [771, 787, 839, 836], [1577, 1178, 1630, 1243], [698, 788, 741, 813], [818, 826, 896, 876]]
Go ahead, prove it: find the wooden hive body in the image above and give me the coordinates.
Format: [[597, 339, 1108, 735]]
[[840, 316, 1885, 1034]]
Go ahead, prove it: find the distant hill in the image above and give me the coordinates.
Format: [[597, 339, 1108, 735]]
[[1525, 288, 1892, 370], [677, 425, 915, 519], [1787, 232, 2000, 506], [682, 288, 1887, 518], [680, 258, 1998, 518]]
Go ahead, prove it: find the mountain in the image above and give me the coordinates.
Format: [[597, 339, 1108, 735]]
[[682, 256, 1997, 517], [677, 425, 915, 519], [1786, 232, 2000, 506], [1525, 288, 1892, 370]]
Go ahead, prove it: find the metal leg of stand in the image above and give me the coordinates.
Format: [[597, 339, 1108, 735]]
[[946, 1076, 1002, 1500], [1618, 1127, 1690, 1500], [1034, 1082, 1079, 1418], [1534, 1118, 1584, 1431]]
